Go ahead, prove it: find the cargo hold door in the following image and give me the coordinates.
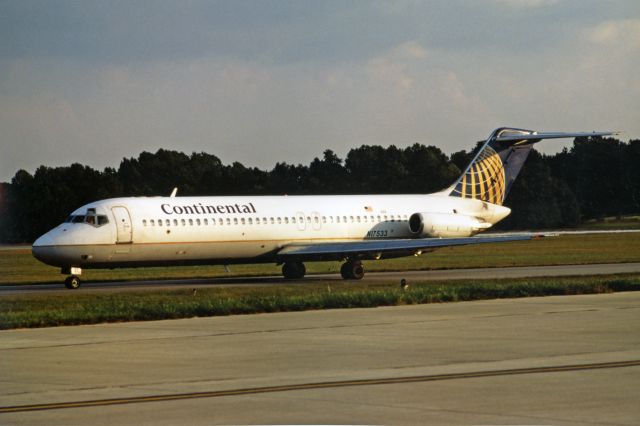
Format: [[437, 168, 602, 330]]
[[112, 206, 133, 244]]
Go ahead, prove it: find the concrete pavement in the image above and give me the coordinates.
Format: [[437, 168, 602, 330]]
[[1, 292, 639, 424]]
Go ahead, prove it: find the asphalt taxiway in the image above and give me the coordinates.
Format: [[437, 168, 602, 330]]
[[1, 292, 639, 425], [2, 262, 640, 295]]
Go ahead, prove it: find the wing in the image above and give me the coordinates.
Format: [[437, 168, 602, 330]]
[[276, 234, 534, 262]]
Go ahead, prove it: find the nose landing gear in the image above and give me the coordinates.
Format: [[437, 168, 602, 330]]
[[62, 266, 83, 289], [64, 275, 82, 289]]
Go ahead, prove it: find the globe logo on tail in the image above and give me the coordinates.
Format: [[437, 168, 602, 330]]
[[450, 145, 506, 205]]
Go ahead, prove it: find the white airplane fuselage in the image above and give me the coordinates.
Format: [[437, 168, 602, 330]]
[[32, 192, 510, 270]]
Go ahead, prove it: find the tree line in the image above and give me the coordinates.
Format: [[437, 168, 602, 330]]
[[1, 136, 638, 243]]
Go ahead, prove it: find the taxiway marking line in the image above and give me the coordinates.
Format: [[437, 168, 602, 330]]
[[1, 360, 639, 414]]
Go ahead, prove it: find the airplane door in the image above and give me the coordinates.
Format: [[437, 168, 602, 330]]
[[311, 212, 322, 231], [112, 206, 133, 243]]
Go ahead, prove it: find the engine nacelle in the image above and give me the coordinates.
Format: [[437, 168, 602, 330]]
[[408, 212, 492, 238]]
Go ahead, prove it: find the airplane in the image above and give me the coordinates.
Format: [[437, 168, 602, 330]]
[[32, 127, 616, 289]]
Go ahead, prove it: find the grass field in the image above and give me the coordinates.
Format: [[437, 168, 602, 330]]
[[2, 273, 639, 329], [1, 233, 639, 286], [577, 216, 640, 230]]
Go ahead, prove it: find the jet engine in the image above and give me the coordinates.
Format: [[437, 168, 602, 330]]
[[408, 212, 492, 238]]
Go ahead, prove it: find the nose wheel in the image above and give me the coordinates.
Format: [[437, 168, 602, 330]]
[[340, 260, 365, 280], [64, 276, 82, 289]]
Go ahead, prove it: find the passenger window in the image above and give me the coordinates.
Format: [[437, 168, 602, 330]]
[[270, 217, 274, 224], [350, 216, 354, 223], [306, 216, 311, 223], [314, 216, 319, 224], [336, 216, 340, 223], [284, 217, 289, 224], [384, 215, 388, 221], [343, 216, 347, 222], [277, 217, 282, 224], [219, 218, 223, 225], [356, 216, 361, 223], [322, 216, 326, 223], [226, 218, 231, 225], [241, 218, 246, 225], [233, 218, 238, 225], [159, 219, 164, 227], [292, 217, 296, 224], [256, 218, 261, 225], [143, 219, 147, 227], [165, 219, 170, 226], [248, 218, 253, 225], [150, 219, 155, 226], [189, 219, 194, 226], [204, 218, 208, 225]]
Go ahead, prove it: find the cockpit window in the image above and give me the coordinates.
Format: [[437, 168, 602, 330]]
[[71, 215, 85, 223], [65, 211, 109, 227]]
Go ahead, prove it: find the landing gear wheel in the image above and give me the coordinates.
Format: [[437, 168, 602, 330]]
[[340, 261, 365, 280], [64, 276, 81, 289], [282, 261, 306, 279]]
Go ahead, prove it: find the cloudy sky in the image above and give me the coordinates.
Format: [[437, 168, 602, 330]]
[[1, 0, 638, 182]]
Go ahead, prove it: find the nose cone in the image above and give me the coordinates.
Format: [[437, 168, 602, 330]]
[[33, 232, 53, 248], [32, 232, 58, 266]]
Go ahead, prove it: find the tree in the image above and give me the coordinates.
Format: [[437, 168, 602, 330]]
[[498, 150, 579, 230], [306, 150, 349, 194]]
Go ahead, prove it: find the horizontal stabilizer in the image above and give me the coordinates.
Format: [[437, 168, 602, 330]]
[[496, 131, 619, 143]]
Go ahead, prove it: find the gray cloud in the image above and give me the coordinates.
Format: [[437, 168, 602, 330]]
[[1, 0, 638, 182]]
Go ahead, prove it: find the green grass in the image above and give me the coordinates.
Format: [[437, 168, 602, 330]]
[[2, 274, 639, 329], [2, 233, 639, 285], [577, 216, 640, 230]]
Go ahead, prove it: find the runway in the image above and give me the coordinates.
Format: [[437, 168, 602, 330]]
[[1, 292, 639, 424], [2, 262, 640, 295]]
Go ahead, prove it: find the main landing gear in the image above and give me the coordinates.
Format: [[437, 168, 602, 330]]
[[282, 261, 306, 279], [281, 260, 366, 280], [340, 260, 365, 280]]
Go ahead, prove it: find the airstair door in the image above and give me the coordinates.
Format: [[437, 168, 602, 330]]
[[112, 206, 133, 243]]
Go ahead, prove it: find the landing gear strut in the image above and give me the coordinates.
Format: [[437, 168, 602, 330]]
[[340, 260, 365, 280], [282, 261, 306, 279], [64, 275, 82, 289]]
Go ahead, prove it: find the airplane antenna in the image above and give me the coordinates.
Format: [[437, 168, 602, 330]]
[[170, 187, 178, 198]]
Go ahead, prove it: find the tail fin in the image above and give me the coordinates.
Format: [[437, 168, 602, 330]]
[[448, 127, 617, 206]]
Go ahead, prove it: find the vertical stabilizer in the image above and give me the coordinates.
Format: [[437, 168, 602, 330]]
[[448, 128, 616, 206]]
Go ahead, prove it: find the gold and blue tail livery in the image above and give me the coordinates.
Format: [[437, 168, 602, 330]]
[[449, 127, 618, 206]]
